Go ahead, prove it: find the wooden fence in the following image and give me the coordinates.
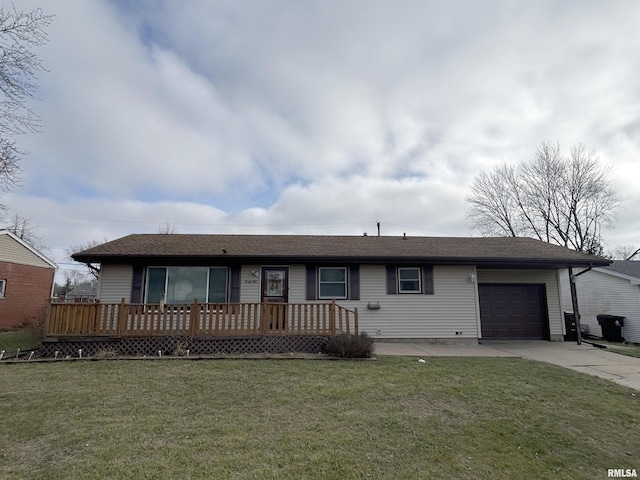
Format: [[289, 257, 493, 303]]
[[45, 300, 358, 338]]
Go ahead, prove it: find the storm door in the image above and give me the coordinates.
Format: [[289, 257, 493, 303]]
[[261, 267, 289, 330]]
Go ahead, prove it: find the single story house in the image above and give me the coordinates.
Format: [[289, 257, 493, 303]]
[[59, 233, 610, 345], [560, 261, 640, 343], [0, 230, 57, 330]]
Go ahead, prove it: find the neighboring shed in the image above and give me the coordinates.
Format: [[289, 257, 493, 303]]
[[560, 261, 640, 343], [0, 230, 57, 329]]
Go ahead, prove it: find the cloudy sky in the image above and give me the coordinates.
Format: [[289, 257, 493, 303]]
[[4, 0, 640, 279]]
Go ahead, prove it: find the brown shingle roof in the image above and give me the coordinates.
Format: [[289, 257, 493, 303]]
[[72, 234, 610, 268]]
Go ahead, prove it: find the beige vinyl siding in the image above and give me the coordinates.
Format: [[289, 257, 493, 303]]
[[0, 234, 54, 269], [288, 265, 306, 303], [98, 264, 133, 303], [477, 269, 563, 339], [558, 270, 570, 325], [240, 265, 261, 303], [290, 264, 479, 339], [560, 269, 640, 343]]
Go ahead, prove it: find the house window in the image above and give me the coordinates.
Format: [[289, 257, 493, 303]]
[[398, 267, 421, 293], [386, 265, 434, 295], [145, 267, 228, 304], [208, 267, 228, 302], [0, 279, 5, 298], [306, 265, 359, 301], [318, 267, 347, 299]]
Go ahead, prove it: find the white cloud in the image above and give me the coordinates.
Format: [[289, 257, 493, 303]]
[[4, 0, 640, 270]]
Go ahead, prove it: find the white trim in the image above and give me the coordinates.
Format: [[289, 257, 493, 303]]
[[318, 266, 348, 299], [556, 269, 566, 336], [472, 267, 482, 338], [398, 267, 421, 293], [0, 230, 57, 269]]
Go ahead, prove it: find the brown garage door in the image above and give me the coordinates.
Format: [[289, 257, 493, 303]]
[[479, 284, 548, 340]]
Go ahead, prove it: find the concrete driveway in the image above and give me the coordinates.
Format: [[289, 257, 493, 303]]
[[374, 340, 640, 391]]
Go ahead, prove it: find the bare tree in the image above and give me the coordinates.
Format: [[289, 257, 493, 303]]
[[157, 222, 179, 234], [0, 5, 52, 210], [608, 245, 640, 261], [0, 142, 21, 205], [2, 213, 45, 250], [467, 142, 621, 254], [54, 273, 73, 298], [54, 269, 90, 298], [67, 238, 108, 280]]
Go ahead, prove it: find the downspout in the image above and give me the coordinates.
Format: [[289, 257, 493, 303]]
[[568, 265, 593, 345], [49, 267, 57, 299]]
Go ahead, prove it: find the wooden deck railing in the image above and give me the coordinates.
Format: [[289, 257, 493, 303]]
[[45, 300, 358, 338]]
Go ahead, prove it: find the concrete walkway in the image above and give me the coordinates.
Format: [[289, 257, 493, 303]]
[[374, 340, 640, 391]]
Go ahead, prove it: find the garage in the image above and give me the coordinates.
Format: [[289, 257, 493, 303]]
[[479, 284, 549, 340]]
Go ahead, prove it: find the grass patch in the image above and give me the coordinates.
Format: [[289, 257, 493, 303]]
[[608, 346, 640, 359], [1, 357, 638, 479], [0, 329, 42, 356], [585, 339, 640, 359]]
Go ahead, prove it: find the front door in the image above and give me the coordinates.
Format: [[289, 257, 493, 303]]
[[261, 267, 289, 330], [261, 267, 289, 303]]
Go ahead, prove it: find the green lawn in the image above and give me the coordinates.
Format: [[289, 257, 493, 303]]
[[0, 329, 42, 357], [1, 357, 638, 480], [609, 345, 640, 359], [584, 339, 640, 359]]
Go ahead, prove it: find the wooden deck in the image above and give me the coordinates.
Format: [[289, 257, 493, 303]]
[[45, 300, 358, 338]]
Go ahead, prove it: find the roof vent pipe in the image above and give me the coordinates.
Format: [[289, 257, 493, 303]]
[[377, 222, 380, 237], [403, 233, 407, 240]]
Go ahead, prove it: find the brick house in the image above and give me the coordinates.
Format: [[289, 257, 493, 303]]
[[0, 230, 57, 330]]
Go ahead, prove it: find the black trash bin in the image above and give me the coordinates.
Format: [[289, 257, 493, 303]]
[[596, 314, 625, 342], [564, 312, 577, 341]]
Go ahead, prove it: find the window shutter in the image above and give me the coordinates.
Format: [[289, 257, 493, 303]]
[[229, 266, 241, 303], [131, 266, 143, 303], [386, 265, 397, 294], [422, 265, 434, 295], [349, 265, 360, 300], [306, 265, 317, 300]]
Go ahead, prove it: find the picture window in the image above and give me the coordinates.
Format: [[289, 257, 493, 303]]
[[145, 267, 228, 304]]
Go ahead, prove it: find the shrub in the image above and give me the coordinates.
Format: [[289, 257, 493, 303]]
[[94, 348, 119, 359], [173, 341, 191, 356], [325, 332, 375, 358]]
